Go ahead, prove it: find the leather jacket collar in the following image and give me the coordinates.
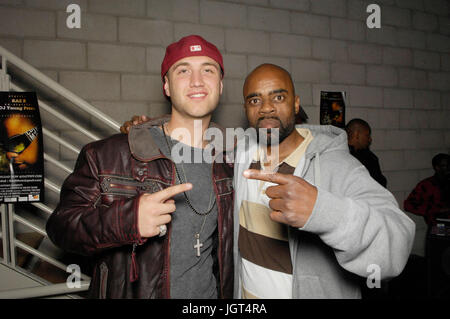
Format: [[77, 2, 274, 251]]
[[128, 115, 235, 162]]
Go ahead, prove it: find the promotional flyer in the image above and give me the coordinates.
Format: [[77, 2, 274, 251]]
[[0, 92, 44, 203]]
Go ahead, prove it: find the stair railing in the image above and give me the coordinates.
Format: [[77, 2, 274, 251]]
[[0, 45, 122, 298]]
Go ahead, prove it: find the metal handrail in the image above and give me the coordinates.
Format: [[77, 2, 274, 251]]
[[14, 214, 47, 237], [8, 204, 16, 267], [43, 128, 80, 155], [15, 240, 65, 275], [14, 238, 89, 281], [0, 54, 10, 91], [12, 216, 91, 282], [11, 82, 101, 141], [12, 216, 93, 280], [30, 202, 53, 215], [0, 46, 111, 298], [0, 45, 120, 131], [44, 153, 73, 174], [44, 179, 61, 194], [0, 281, 90, 299], [0, 205, 9, 263]]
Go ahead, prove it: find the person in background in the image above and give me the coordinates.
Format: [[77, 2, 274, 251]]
[[404, 153, 450, 227], [345, 118, 387, 187]]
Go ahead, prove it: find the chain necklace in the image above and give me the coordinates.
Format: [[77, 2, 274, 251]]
[[162, 124, 216, 257]]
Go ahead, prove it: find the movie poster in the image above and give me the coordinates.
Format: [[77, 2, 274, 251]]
[[0, 92, 44, 203], [320, 91, 347, 128]]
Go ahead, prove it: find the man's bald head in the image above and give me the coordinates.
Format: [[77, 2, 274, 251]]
[[346, 118, 372, 150], [244, 63, 295, 98], [346, 118, 371, 135]]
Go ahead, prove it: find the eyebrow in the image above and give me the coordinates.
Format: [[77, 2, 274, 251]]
[[202, 62, 220, 70], [172, 62, 189, 69], [245, 92, 260, 100], [245, 88, 288, 100], [172, 61, 220, 71], [269, 89, 288, 95]]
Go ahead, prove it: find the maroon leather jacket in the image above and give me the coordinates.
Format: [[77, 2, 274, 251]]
[[46, 118, 234, 298]]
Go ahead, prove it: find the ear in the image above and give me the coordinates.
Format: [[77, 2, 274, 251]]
[[219, 80, 223, 95], [294, 95, 300, 115], [347, 129, 357, 144], [163, 75, 171, 97]]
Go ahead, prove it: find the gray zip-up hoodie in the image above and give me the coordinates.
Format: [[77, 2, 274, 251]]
[[233, 124, 415, 298]]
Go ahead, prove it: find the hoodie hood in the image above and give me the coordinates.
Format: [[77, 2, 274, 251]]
[[296, 124, 349, 158], [293, 124, 349, 187], [235, 124, 349, 169]]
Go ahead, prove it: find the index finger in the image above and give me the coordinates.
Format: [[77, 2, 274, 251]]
[[152, 183, 192, 202], [243, 169, 291, 185]]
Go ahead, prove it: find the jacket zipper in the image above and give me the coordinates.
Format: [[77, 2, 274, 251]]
[[162, 160, 176, 298], [129, 191, 146, 283], [163, 223, 172, 298], [211, 162, 224, 298]]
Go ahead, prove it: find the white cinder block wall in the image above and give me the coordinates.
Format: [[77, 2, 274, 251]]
[[1, 0, 449, 256]]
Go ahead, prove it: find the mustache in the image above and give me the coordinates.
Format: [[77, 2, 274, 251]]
[[256, 116, 282, 126]]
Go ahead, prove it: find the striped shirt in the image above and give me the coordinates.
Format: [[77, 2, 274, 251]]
[[239, 128, 313, 299]]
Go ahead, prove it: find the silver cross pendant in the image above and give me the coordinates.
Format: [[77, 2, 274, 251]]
[[194, 234, 203, 257]]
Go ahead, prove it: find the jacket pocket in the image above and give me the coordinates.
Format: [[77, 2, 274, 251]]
[[99, 175, 166, 205], [215, 177, 234, 196], [99, 262, 109, 299]]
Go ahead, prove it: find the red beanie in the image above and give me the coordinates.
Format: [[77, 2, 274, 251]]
[[161, 35, 224, 88]]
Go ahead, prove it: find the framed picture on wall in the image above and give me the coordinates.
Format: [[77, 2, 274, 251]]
[[319, 91, 347, 128]]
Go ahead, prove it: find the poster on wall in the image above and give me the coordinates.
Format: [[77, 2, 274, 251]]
[[0, 92, 44, 203], [319, 91, 347, 128]]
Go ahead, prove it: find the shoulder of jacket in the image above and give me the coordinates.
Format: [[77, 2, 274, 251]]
[[82, 133, 129, 154]]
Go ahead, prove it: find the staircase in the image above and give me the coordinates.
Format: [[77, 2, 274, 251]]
[[0, 45, 121, 298]]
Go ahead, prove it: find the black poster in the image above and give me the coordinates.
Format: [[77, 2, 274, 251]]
[[0, 92, 44, 203], [320, 91, 347, 128]]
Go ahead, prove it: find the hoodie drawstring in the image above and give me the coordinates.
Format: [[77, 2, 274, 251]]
[[313, 152, 321, 187]]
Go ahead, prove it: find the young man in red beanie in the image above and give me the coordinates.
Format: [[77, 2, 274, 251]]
[[46, 35, 234, 299]]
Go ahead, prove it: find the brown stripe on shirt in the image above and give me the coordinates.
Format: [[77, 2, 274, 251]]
[[239, 225, 293, 274], [239, 161, 296, 274], [238, 128, 313, 293], [250, 160, 296, 175]]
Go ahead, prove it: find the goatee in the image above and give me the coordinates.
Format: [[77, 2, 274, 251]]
[[256, 116, 295, 146]]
